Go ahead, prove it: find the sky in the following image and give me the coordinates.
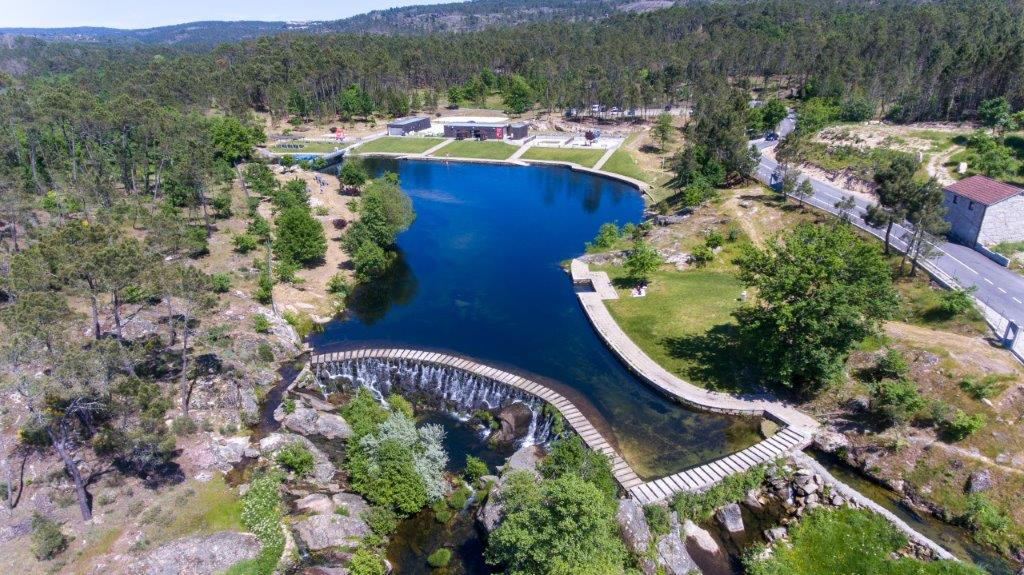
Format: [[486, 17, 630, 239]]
[[0, 0, 456, 29]]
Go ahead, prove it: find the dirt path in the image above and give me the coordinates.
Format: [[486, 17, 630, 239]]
[[884, 321, 1021, 376], [264, 168, 356, 319]]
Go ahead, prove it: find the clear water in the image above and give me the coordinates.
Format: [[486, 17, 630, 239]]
[[311, 158, 759, 478]]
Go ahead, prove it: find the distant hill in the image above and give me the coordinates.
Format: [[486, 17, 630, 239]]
[[0, 0, 676, 46]]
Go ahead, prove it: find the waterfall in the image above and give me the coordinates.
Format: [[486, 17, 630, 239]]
[[320, 358, 557, 446]]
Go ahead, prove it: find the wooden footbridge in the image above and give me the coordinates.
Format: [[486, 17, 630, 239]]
[[310, 348, 811, 504]]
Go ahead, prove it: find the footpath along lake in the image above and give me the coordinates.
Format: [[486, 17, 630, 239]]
[[311, 158, 760, 479]]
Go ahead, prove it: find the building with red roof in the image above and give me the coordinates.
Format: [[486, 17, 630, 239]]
[[942, 175, 1024, 247]]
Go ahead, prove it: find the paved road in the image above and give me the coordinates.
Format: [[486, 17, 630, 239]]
[[751, 116, 1024, 329]]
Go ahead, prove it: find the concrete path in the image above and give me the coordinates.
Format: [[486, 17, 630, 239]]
[[591, 145, 619, 171], [570, 259, 819, 433], [508, 143, 532, 161], [419, 138, 454, 157]]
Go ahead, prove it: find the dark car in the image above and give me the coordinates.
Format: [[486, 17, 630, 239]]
[[764, 132, 779, 142]]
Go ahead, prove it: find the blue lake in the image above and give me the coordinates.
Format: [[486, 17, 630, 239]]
[[311, 158, 758, 478]]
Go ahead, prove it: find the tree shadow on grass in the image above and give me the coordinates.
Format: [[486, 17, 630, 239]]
[[662, 323, 762, 396]]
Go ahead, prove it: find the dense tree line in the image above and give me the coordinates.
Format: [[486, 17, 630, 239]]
[[2, 0, 1024, 125]]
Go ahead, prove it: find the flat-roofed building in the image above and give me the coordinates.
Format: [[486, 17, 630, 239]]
[[387, 116, 431, 136]]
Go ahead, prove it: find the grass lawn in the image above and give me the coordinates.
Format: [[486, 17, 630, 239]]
[[601, 266, 750, 392], [600, 149, 650, 182], [144, 476, 243, 547], [269, 140, 344, 154], [354, 136, 444, 154], [432, 139, 518, 160], [893, 269, 988, 336], [522, 146, 606, 168]]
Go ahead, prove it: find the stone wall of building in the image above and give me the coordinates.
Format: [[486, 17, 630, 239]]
[[978, 194, 1024, 245], [943, 190, 986, 245]]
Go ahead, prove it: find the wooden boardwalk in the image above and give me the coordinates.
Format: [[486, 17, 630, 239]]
[[310, 347, 812, 503]]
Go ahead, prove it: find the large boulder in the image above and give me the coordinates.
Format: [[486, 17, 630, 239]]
[[492, 403, 534, 445], [502, 444, 543, 477], [683, 519, 730, 575], [966, 469, 993, 494], [295, 493, 335, 515], [616, 499, 651, 555], [132, 531, 261, 575], [813, 430, 851, 454], [656, 514, 701, 575], [332, 493, 371, 518], [293, 514, 371, 552], [283, 407, 352, 440], [479, 444, 544, 532], [715, 503, 744, 534]]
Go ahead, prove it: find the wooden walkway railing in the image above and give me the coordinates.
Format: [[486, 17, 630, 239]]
[[310, 348, 811, 503]]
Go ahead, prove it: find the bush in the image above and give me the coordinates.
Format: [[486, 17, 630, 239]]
[[962, 493, 1010, 546], [938, 288, 976, 318], [326, 273, 350, 296], [464, 455, 489, 483], [273, 260, 300, 284], [449, 484, 471, 509], [233, 233, 259, 254], [254, 272, 273, 304], [257, 342, 274, 362], [427, 548, 452, 568], [348, 548, 387, 575], [212, 192, 233, 218], [342, 388, 389, 438], [942, 409, 986, 441], [588, 222, 621, 251], [386, 394, 414, 418], [540, 436, 617, 499], [870, 379, 925, 426], [339, 160, 370, 187], [252, 314, 271, 333], [282, 311, 318, 339], [959, 374, 1012, 400], [172, 416, 199, 436], [432, 498, 453, 523], [644, 504, 671, 537], [361, 506, 399, 536], [30, 513, 67, 560], [247, 214, 273, 241], [705, 230, 724, 249], [282, 398, 296, 415], [210, 273, 232, 293], [276, 443, 315, 476], [185, 226, 209, 257], [352, 241, 393, 281], [875, 348, 909, 380], [690, 244, 714, 267]]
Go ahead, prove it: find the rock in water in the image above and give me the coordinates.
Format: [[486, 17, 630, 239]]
[[813, 430, 851, 454], [616, 499, 651, 555], [656, 513, 701, 575], [715, 503, 745, 534], [492, 402, 534, 445], [966, 469, 993, 494], [683, 519, 730, 575], [133, 531, 261, 575], [293, 514, 371, 551]]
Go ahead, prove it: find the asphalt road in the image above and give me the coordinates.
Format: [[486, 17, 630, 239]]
[[751, 116, 1024, 328]]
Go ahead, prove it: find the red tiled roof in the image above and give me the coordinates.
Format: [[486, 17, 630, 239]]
[[945, 175, 1023, 206]]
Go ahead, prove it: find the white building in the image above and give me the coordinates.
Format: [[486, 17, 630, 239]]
[[942, 175, 1024, 247]]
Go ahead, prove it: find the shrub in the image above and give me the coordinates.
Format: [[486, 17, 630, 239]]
[[540, 436, 617, 499], [352, 241, 393, 281], [870, 379, 924, 426], [185, 226, 209, 257], [588, 222, 621, 250], [938, 288, 976, 318], [361, 506, 399, 536], [427, 548, 452, 568], [326, 273, 351, 296], [386, 394, 414, 418], [339, 160, 370, 187], [432, 498, 453, 523], [962, 493, 1010, 546], [875, 348, 909, 380], [252, 314, 271, 333], [210, 273, 232, 293], [942, 409, 986, 441], [464, 455, 489, 483], [254, 272, 273, 304], [690, 244, 714, 267], [273, 260, 300, 284], [449, 484, 471, 509], [705, 230, 724, 249], [276, 443, 315, 476], [233, 233, 259, 254], [282, 311, 318, 339], [348, 548, 387, 575], [257, 342, 274, 362], [247, 214, 273, 241], [341, 388, 389, 438], [212, 192, 233, 218], [625, 238, 662, 283], [959, 374, 1012, 400], [644, 504, 671, 537], [282, 398, 296, 415], [172, 416, 199, 436], [315, 205, 330, 216], [30, 513, 67, 560]]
